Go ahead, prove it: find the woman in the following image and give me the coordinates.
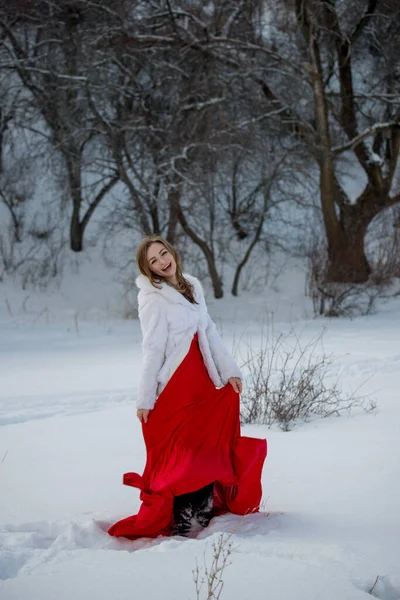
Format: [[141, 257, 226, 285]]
[[108, 235, 267, 540]]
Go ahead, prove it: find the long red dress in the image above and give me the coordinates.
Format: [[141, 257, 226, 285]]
[[108, 334, 267, 539]]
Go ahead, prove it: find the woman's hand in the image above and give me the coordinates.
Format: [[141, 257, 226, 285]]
[[228, 377, 242, 394], [137, 409, 150, 424]]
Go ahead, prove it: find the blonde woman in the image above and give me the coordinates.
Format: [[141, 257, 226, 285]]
[[108, 235, 267, 539]]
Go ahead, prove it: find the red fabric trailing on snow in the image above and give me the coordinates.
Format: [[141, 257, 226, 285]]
[[108, 334, 267, 540]]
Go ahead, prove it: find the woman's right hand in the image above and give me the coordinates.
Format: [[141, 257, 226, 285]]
[[137, 409, 150, 424]]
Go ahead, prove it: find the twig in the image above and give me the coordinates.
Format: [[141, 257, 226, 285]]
[[368, 575, 380, 596]]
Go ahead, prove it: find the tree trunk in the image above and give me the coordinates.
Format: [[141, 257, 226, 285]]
[[166, 177, 181, 244], [70, 208, 83, 252], [328, 196, 374, 283], [66, 155, 84, 252], [149, 178, 161, 234], [118, 165, 151, 235], [69, 175, 119, 252], [231, 185, 271, 296], [176, 204, 224, 298], [326, 227, 371, 283]]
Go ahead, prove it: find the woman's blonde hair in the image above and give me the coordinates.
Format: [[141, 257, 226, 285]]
[[136, 235, 198, 304]]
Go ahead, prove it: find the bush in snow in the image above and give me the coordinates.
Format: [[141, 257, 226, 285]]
[[240, 329, 374, 431]]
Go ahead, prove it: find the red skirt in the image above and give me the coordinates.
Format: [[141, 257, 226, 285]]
[[108, 334, 267, 540]]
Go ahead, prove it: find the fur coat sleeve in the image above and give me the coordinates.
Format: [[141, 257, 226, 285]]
[[193, 279, 242, 384], [205, 312, 242, 384], [137, 295, 168, 410]]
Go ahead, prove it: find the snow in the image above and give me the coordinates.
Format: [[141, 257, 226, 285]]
[[1, 262, 400, 600]]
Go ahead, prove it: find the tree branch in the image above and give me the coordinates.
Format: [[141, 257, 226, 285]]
[[349, 0, 380, 45], [388, 192, 400, 207], [333, 176, 351, 210], [332, 122, 398, 155], [323, 0, 382, 184], [80, 175, 119, 232], [256, 77, 316, 144]]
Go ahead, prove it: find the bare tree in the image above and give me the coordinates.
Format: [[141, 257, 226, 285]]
[[157, 0, 400, 283], [92, 1, 262, 295], [0, 1, 120, 251], [226, 0, 400, 283]]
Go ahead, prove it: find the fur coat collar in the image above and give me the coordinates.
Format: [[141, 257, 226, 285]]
[[136, 273, 201, 311]]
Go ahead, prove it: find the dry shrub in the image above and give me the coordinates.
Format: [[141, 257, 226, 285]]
[[193, 533, 234, 600], [241, 329, 374, 431]]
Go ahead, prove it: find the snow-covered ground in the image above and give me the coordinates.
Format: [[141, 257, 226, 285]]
[[1, 263, 400, 600]]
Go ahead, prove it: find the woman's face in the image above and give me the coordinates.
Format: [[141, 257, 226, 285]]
[[147, 242, 177, 282]]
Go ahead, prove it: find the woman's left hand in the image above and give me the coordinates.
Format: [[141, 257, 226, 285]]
[[228, 377, 242, 394]]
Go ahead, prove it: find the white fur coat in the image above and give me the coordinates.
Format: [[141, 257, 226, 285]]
[[136, 274, 242, 409]]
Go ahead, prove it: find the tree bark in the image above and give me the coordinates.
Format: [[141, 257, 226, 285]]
[[326, 224, 371, 283], [70, 208, 83, 252], [66, 154, 84, 252], [166, 176, 181, 244], [231, 226, 261, 296]]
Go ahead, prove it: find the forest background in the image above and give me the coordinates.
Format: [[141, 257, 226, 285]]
[[0, 0, 399, 313]]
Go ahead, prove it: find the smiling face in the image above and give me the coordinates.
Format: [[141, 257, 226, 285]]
[[146, 242, 177, 283]]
